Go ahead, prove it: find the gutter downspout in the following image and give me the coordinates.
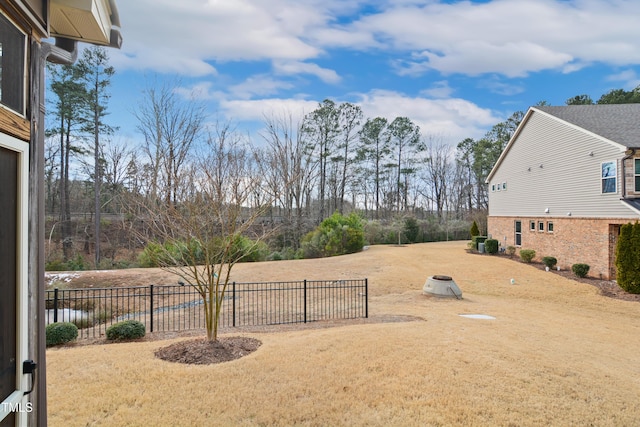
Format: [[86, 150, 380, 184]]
[[29, 36, 77, 427], [108, 0, 123, 49]]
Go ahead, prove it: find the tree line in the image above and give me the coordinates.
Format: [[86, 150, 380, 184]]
[[44, 46, 640, 268]]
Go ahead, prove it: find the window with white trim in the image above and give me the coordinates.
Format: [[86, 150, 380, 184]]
[[601, 161, 617, 194], [529, 220, 535, 231], [515, 220, 522, 246], [538, 221, 544, 232], [635, 159, 640, 192], [548, 222, 554, 233]]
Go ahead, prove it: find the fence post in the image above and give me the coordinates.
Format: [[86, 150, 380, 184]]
[[150, 284, 154, 333], [303, 279, 307, 323], [365, 278, 368, 319], [232, 281, 236, 327], [53, 288, 59, 323]]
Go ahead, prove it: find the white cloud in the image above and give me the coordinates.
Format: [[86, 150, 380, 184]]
[[228, 76, 296, 99], [113, 1, 640, 80], [420, 80, 454, 99], [398, 41, 573, 78], [356, 90, 500, 144], [220, 98, 321, 125], [606, 69, 640, 89], [273, 60, 341, 84], [217, 89, 499, 146], [477, 77, 526, 96], [114, 1, 322, 76], [338, 0, 640, 77]]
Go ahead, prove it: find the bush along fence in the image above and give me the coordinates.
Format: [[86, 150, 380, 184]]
[[45, 279, 369, 339]]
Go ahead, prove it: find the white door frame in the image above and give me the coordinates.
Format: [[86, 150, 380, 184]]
[[0, 133, 30, 426]]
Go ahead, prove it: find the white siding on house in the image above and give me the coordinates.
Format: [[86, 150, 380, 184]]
[[488, 110, 637, 219]]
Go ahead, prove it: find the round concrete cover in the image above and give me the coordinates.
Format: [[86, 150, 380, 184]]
[[423, 275, 462, 298]]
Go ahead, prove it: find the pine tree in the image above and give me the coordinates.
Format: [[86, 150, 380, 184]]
[[470, 220, 480, 237]]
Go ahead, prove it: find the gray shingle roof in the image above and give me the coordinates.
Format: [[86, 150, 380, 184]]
[[535, 104, 640, 148], [622, 198, 640, 214]]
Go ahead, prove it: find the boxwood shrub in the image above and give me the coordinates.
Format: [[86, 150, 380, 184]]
[[46, 322, 78, 347], [484, 239, 499, 254], [542, 256, 558, 269], [571, 263, 590, 278], [519, 249, 536, 263], [106, 320, 146, 341]]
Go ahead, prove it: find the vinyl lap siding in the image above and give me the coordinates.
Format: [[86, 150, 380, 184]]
[[488, 111, 636, 218]]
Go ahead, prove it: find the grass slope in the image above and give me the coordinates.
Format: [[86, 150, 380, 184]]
[[47, 242, 640, 426]]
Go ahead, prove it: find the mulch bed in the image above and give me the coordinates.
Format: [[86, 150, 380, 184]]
[[155, 336, 262, 365]]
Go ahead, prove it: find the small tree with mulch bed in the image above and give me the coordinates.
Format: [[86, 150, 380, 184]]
[[130, 127, 291, 345]]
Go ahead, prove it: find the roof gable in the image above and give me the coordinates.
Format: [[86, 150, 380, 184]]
[[536, 104, 640, 148], [487, 105, 638, 182]]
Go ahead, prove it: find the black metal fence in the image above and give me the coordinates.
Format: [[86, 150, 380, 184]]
[[45, 279, 368, 338]]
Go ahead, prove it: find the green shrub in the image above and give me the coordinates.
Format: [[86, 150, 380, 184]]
[[269, 251, 283, 261], [542, 256, 558, 269], [138, 241, 169, 267], [233, 236, 269, 263], [403, 217, 420, 243], [519, 249, 536, 263], [106, 320, 146, 341], [484, 239, 499, 254], [301, 212, 364, 258], [46, 322, 78, 347], [616, 222, 640, 294], [45, 255, 88, 271], [506, 246, 516, 257], [471, 235, 487, 250], [139, 236, 268, 268], [470, 220, 480, 237], [571, 263, 590, 278]]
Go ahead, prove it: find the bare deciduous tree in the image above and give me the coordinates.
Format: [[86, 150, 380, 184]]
[[133, 124, 284, 341], [261, 113, 317, 247], [134, 80, 205, 205]]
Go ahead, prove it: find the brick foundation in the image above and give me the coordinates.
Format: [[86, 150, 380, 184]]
[[487, 216, 631, 280]]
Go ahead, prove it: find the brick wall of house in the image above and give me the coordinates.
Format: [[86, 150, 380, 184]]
[[487, 216, 633, 279]]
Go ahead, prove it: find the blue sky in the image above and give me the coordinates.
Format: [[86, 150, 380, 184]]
[[99, 0, 640, 147]]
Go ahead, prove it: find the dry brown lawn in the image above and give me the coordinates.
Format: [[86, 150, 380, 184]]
[[47, 241, 640, 426]]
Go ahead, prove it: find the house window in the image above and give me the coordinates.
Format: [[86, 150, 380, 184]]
[[548, 222, 554, 233], [515, 221, 522, 246], [502, 182, 507, 191], [491, 184, 495, 192], [538, 221, 544, 232], [601, 161, 617, 194], [635, 159, 640, 192], [496, 183, 501, 192], [529, 221, 536, 231], [0, 13, 27, 115]]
